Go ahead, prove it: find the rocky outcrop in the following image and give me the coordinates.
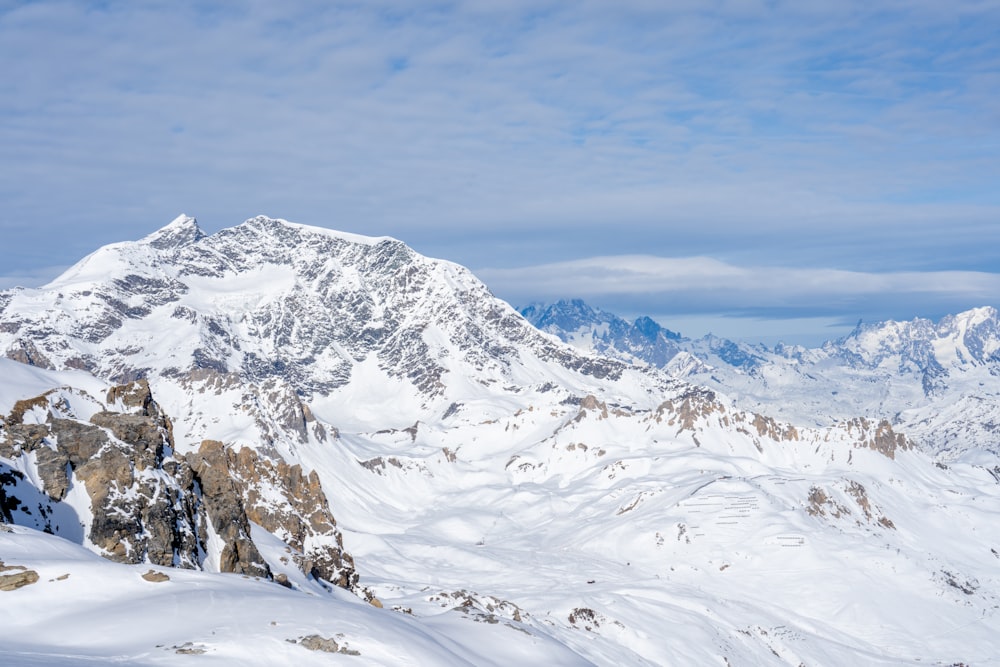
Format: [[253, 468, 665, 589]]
[[843, 418, 910, 459], [577, 395, 609, 420], [106, 379, 161, 418], [237, 445, 355, 587], [4, 339, 55, 370], [1, 381, 356, 590], [652, 388, 723, 431], [187, 440, 268, 578], [33, 444, 71, 501], [290, 634, 361, 655], [807, 481, 896, 529], [189, 440, 356, 588], [0, 562, 40, 591], [3, 396, 203, 567]]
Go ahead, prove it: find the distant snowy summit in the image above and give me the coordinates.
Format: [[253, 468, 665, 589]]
[[523, 298, 1000, 373], [521, 299, 706, 376], [521, 298, 1000, 455]]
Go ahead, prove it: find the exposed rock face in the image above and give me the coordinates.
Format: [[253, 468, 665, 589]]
[[297, 635, 339, 653], [290, 634, 361, 656], [187, 440, 268, 578], [1, 382, 356, 589], [653, 388, 723, 430], [33, 444, 71, 501], [807, 480, 897, 529], [189, 440, 356, 588], [4, 339, 55, 370], [106, 379, 161, 418], [578, 395, 609, 420], [0, 562, 40, 591], [843, 418, 910, 459], [236, 445, 356, 588], [3, 395, 203, 567]]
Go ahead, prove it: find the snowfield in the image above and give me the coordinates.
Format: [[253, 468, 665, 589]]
[[1, 525, 583, 666]]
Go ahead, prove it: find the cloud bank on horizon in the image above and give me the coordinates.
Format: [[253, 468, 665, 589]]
[[477, 257, 1000, 343], [2, 1, 998, 342]]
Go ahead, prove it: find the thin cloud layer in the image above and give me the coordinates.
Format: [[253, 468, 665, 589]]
[[477, 255, 1000, 327], [482, 255, 1000, 298], [1, 1, 998, 340]]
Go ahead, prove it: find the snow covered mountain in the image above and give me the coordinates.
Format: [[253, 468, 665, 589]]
[[521, 299, 705, 376], [3, 216, 1000, 665], [524, 298, 1000, 457], [2, 215, 625, 400]]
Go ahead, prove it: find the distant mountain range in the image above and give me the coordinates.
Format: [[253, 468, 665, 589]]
[[521, 299, 1000, 457], [2, 216, 999, 665]]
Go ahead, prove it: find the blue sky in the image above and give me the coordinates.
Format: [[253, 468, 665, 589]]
[[2, 1, 999, 344]]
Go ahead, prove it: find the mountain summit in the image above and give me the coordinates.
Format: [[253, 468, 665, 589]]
[[3, 216, 632, 410], [521, 298, 699, 374], [141, 213, 206, 250]]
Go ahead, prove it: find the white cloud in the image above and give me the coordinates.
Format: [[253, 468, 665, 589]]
[[1, 0, 998, 326], [475, 255, 1000, 323], [479, 255, 1000, 297]]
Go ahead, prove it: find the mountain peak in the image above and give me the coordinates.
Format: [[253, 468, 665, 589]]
[[237, 215, 400, 248], [949, 305, 998, 327], [520, 298, 690, 370], [142, 214, 205, 250], [521, 299, 614, 332], [1, 215, 635, 406]]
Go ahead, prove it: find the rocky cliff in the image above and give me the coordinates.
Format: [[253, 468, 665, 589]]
[[0, 378, 356, 589]]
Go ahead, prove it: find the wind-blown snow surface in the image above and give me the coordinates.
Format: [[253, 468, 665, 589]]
[[3, 216, 1000, 665], [1, 525, 582, 666], [308, 400, 1000, 666]]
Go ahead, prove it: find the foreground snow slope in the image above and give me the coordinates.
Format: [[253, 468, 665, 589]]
[[2, 216, 999, 665], [0, 525, 584, 666]]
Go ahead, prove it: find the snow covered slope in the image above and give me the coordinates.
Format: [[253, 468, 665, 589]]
[[3, 216, 1000, 665], [1, 524, 583, 666]]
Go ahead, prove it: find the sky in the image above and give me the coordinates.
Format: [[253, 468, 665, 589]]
[[2, 1, 999, 345]]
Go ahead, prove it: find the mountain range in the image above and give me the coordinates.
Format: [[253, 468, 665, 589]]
[[2, 215, 999, 665], [522, 298, 1000, 459]]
